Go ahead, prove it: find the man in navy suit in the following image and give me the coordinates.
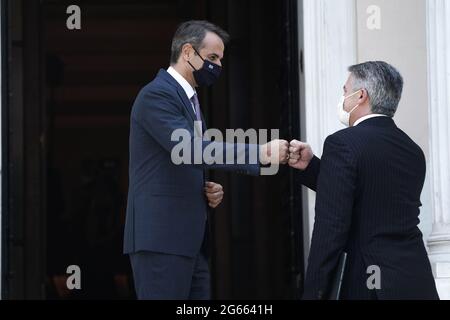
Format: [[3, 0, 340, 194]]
[[289, 61, 439, 300], [123, 20, 289, 300]]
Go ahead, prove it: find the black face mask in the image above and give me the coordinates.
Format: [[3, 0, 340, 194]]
[[188, 48, 222, 87]]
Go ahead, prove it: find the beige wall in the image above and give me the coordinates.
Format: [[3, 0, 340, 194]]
[[356, 0, 429, 154], [355, 0, 432, 240]]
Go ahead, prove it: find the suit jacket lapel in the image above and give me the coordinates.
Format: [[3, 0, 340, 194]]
[[157, 69, 204, 132], [176, 86, 197, 124], [176, 86, 203, 137], [157, 69, 197, 124]]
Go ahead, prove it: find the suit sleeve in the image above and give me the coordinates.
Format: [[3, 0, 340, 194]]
[[302, 133, 357, 300], [134, 88, 261, 176], [297, 156, 321, 191]]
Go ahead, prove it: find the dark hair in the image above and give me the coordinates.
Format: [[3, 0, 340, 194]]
[[348, 61, 404, 117], [170, 20, 229, 64]]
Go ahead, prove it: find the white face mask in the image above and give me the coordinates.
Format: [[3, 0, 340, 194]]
[[337, 90, 362, 127]]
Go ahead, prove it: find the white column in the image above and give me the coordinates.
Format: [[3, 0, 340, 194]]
[[426, 0, 450, 300], [300, 0, 357, 266]]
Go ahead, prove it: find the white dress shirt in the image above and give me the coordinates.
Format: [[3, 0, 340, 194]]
[[167, 66, 197, 114], [354, 114, 389, 126]]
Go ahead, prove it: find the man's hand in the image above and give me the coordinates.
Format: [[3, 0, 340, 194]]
[[289, 140, 314, 170], [205, 182, 224, 208], [260, 139, 290, 165]]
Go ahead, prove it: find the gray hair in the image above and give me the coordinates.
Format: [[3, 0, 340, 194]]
[[170, 20, 229, 64], [348, 61, 404, 117]]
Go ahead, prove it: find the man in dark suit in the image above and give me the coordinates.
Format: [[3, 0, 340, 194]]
[[123, 20, 289, 300], [289, 61, 439, 300]]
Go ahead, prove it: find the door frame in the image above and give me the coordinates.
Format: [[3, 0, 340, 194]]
[[2, 0, 47, 299]]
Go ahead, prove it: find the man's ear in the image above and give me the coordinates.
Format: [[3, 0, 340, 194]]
[[181, 43, 192, 61], [360, 89, 369, 103]]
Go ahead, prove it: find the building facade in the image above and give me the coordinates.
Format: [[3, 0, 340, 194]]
[[300, 0, 450, 299]]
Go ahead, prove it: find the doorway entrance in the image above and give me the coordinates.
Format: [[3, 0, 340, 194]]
[[2, 0, 304, 299]]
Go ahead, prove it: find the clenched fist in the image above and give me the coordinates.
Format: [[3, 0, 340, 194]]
[[260, 139, 290, 165], [288, 140, 314, 171], [204, 181, 224, 208]]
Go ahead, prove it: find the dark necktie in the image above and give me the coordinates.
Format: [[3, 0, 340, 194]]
[[191, 93, 207, 222], [190, 93, 202, 122]]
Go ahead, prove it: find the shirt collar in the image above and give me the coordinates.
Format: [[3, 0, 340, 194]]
[[353, 114, 389, 127], [167, 66, 196, 100]]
